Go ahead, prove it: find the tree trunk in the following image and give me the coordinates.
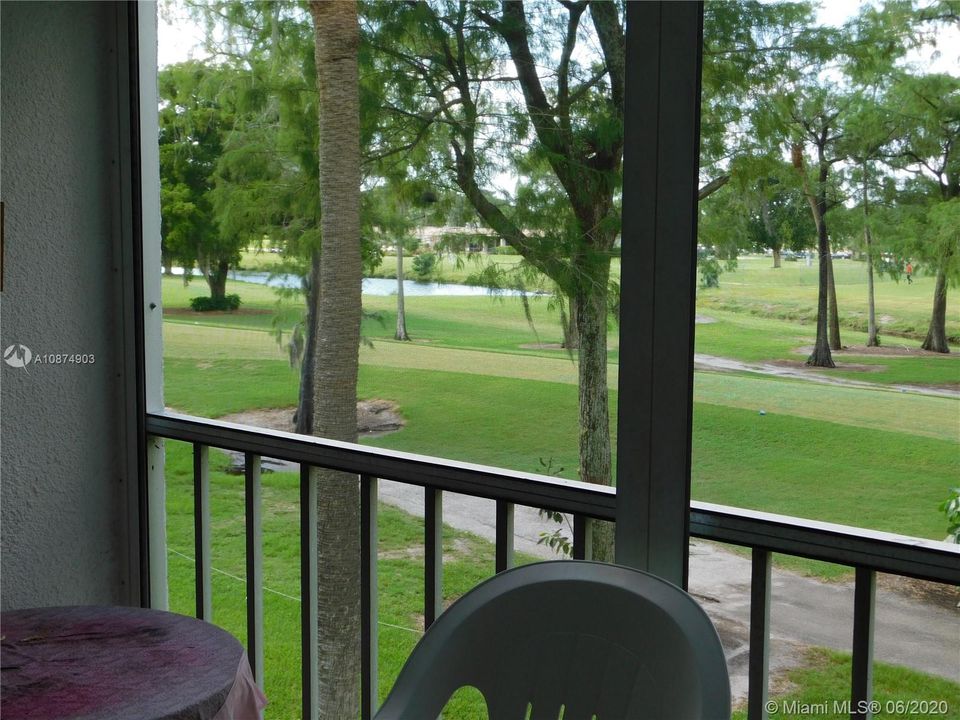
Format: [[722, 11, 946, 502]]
[[921, 266, 950, 353], [794, 144, 833, 367], [807, 217, 835, 367], [574, 263, 613, 561], [561, 297, 579, 350], [865, 226, 879, 347], [309, 3, 362, 717], [826, 249, 842, 350], [395, 241, 410, 341], [162, 254, 174, 276], [863, 172, 879, 347], [772, 247, 782, 268], [205, 259, 229, 300], [296, 251, 321, 435]]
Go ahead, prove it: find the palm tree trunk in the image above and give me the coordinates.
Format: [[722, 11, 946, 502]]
[[309, 3, 362, 717]]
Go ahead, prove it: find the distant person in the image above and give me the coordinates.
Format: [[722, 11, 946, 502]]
[[906, 261, 913, 284]]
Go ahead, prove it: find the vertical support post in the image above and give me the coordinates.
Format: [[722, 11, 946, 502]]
[[424, 487, 443, 629], [572, 515, 593, 561], [135, 2, 166, 611], [615, 1, 704, 588], [360, 475, 379, 720], [851, 567, 876, 720], [193, 443, 212, 621], [244, 453, 264, 689], [747, 549, 771, 720], [299, 466, 318, 720], [145, 436, 167, 610], [495, 501, 515, 573]]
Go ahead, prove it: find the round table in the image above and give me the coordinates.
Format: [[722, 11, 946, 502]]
[[1, 605, 265, 720]]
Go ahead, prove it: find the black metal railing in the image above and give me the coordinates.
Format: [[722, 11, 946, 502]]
[[145, 411, 960, 720]]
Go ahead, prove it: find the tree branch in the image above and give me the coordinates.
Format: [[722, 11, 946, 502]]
[[698, 174, 730, 201]]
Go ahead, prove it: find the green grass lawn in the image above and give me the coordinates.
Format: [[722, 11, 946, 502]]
[[699, 255, 959, 343], [162, 440, 959, 720], [732, 648, 960, 720], [163, 439, 499, 720], [164, 355, 957, 544], [158, 259, 959, 716]]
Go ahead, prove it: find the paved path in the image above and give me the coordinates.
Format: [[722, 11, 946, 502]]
[[694, 353, 960, 399], [377, 481, 960, 702]]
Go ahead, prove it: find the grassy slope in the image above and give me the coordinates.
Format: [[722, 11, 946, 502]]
[[164, 357, 957, 543], [160, 261, 959, 717], [162, 437, 959, 719]]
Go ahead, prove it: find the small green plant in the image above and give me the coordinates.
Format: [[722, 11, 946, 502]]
[[940, 487, 960, 543], [189, 294, 241, 312], [699, 255, 722, 288], [411, 252, 437, 281], [535, 458, 574, 557]]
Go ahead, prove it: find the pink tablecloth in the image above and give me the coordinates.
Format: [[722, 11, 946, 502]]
[[1, 605, 267, 720]]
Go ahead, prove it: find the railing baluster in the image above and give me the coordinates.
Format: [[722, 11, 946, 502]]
[[851, 567, 876, 720], [495, 500, 514, 573], [244, 453, 264, 690], [299, 465, 318, 720], [424, 487, 443, 629], [747, 549, 771, 720], [573, 515, 593, 560], [192, 444, 212, 621], [361, 475, 379, 720]]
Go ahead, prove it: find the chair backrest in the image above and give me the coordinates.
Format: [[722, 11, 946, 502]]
[[374, 561, 731, 720]]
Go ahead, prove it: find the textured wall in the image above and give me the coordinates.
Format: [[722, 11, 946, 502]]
[[1, 2, 133, 608]]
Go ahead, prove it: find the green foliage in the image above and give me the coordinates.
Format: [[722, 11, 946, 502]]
[[699, 253, 724, 288], [411, 252, 437, 281], [940, 487, 960, 543], [189, 294, 241, 312], [158, 61, 244, 296]]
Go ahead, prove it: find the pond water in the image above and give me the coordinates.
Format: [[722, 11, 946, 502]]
[[169, 266, 535, 297]]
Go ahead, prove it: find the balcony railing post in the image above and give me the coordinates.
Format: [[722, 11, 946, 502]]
[[361, 475, 379, 720], [192, 444, 212, 622], [851, 567, 876, 720], [495, 501, 515, 572], [424, 487, 443, 628], [573, 515, 593, 560], [146, 435, 168, 610], [747, 549, 772, 720], [299, 466, 318, 720], [244, 453, 264, 690]]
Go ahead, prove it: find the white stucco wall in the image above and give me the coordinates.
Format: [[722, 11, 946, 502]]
[[1, 1, 136, 608]]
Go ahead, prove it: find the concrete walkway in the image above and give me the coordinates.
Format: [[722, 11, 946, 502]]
[[377, 481, 960, 702]]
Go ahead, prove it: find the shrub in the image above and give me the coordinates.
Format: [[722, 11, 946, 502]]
[[698, 255, 723, 288], [411, 252, 437, 281], [190, 294, 241, 312], [940, 488, 960, 543]]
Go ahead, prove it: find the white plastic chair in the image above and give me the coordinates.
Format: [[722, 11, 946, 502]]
[[374, 560, 731, 720]]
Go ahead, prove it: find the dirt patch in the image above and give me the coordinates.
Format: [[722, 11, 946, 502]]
[[164, 307, 273, 316], [518, 342, 567, 350], [219, 400, 405, 437], [878, 573, 960, 611], [793, 344, 959, 359], [773, 357, 886, 373]]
